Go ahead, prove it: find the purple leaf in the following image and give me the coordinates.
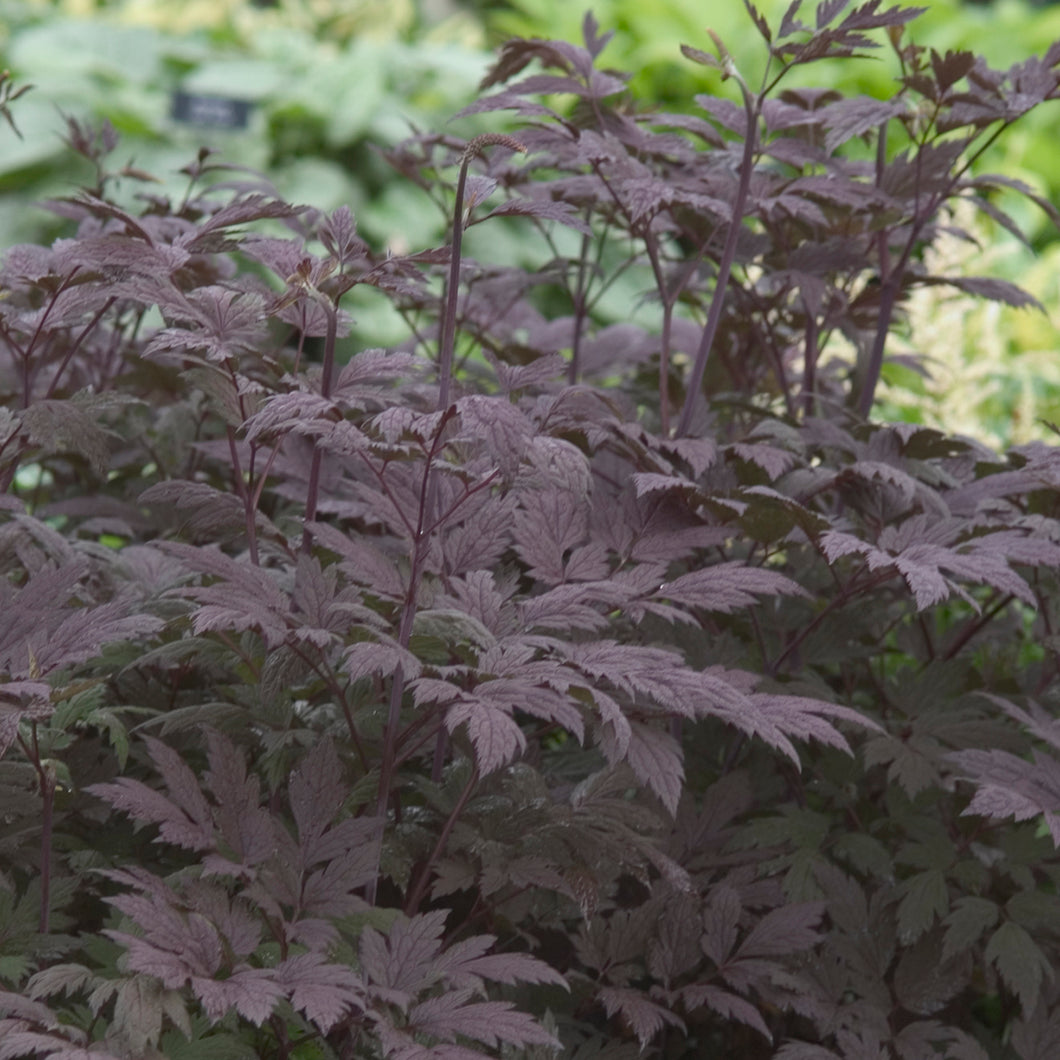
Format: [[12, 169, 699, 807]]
[[192, 966, 284, 1025], [344, 638, 423, 684], [202, 730, 276, 869], [274, 953, 364, 1032], [921, 274, 1044, 311], [597, 986, 685, 1049], [289, 738, 347, 843], [701, 886, 742, 966], [951, 748, 1060, 845], [819, 97, 906, 152], [478, 197, 593, 233], [446, 696, 527, 775], [443, 950, 567, 991], [625, 722, 684, 815], [88, 736, 213, 851], [679, 983, 772, 1040], [513, 488, 589, 586], [655, 562, 809, 614], [318, 205, 366, 266], [985, 921, 1051, 1012], [409, 992, 560, 1048], [361, 910, 448, 996], [736, 901, 825, 959], [455, 394, 534, 475]]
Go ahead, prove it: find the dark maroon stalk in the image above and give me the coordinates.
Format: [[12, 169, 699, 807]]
[[676, 76, 758, 438], [856, 119, 1014, 417], [19, 268, 82, 406], [855, 280, 901, 418], [0, 293, 114, 495], [370, 408, 456, 902], [404, 765, 479, 916], [301, 297, 339, 555], [855, 120, 902, 418], [44, 295, 117, 401], [39, 772, 53, 934], [226, 426, 259, 566], [941, 593, 1015, 662], [438, 134, 526, 411], [800, 299, 820, 418], [644, 234, 707, 435], [20, 723, 54, 933], [567, 226, 593, 385]]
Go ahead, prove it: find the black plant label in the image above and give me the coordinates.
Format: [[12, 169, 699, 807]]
[[171, 91, 252, 130]]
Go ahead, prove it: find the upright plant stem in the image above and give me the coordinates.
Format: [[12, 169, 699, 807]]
[[39, 767, 53, 933], [855, 280, 900, 418], [437, 165, 469, 414], [370, 410, 455, 902], [21, 723, 54, 933], [855, 122, 900, 418], [300, 298, 338, 555], [568, 226, 593, 385], [44, 295, 116, 401], [800, 299, 820, 418], [404, 766, 479, 916], [437, 134, 526, 412], [855, 118, 1012, 417], [676, 79, 758, 438], [424, 136, 524, 790], [371, 137, 525, 899], [226, 426, 259, 566]]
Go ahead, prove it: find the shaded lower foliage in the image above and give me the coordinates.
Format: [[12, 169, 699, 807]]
[[3, 4, 1060, 1059]]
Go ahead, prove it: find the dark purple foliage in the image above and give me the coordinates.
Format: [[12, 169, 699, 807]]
[[3, 3, 1060, 1058]]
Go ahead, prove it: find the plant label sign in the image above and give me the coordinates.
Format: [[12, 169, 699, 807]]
[[171, 91, 252, 130]]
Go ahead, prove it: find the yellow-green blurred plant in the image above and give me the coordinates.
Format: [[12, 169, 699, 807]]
[[0, 0, 495, 353], [485, 0, 1060, 232], [0, 0, 492, 235], [14, 0, 484, 47], [873, 203, 1060, 448]]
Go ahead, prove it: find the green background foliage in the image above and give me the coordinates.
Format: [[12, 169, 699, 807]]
[[5, 0, 1060, 444], [4, 3, 1060, 1056], [481, 0, 1060, 445]]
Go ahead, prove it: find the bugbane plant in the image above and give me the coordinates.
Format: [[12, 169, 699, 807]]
[[4, 4, 1060, 1059]]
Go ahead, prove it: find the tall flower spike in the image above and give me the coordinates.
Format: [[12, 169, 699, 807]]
[[460, 132, 528, 166], [438, 134, 528, 411]]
